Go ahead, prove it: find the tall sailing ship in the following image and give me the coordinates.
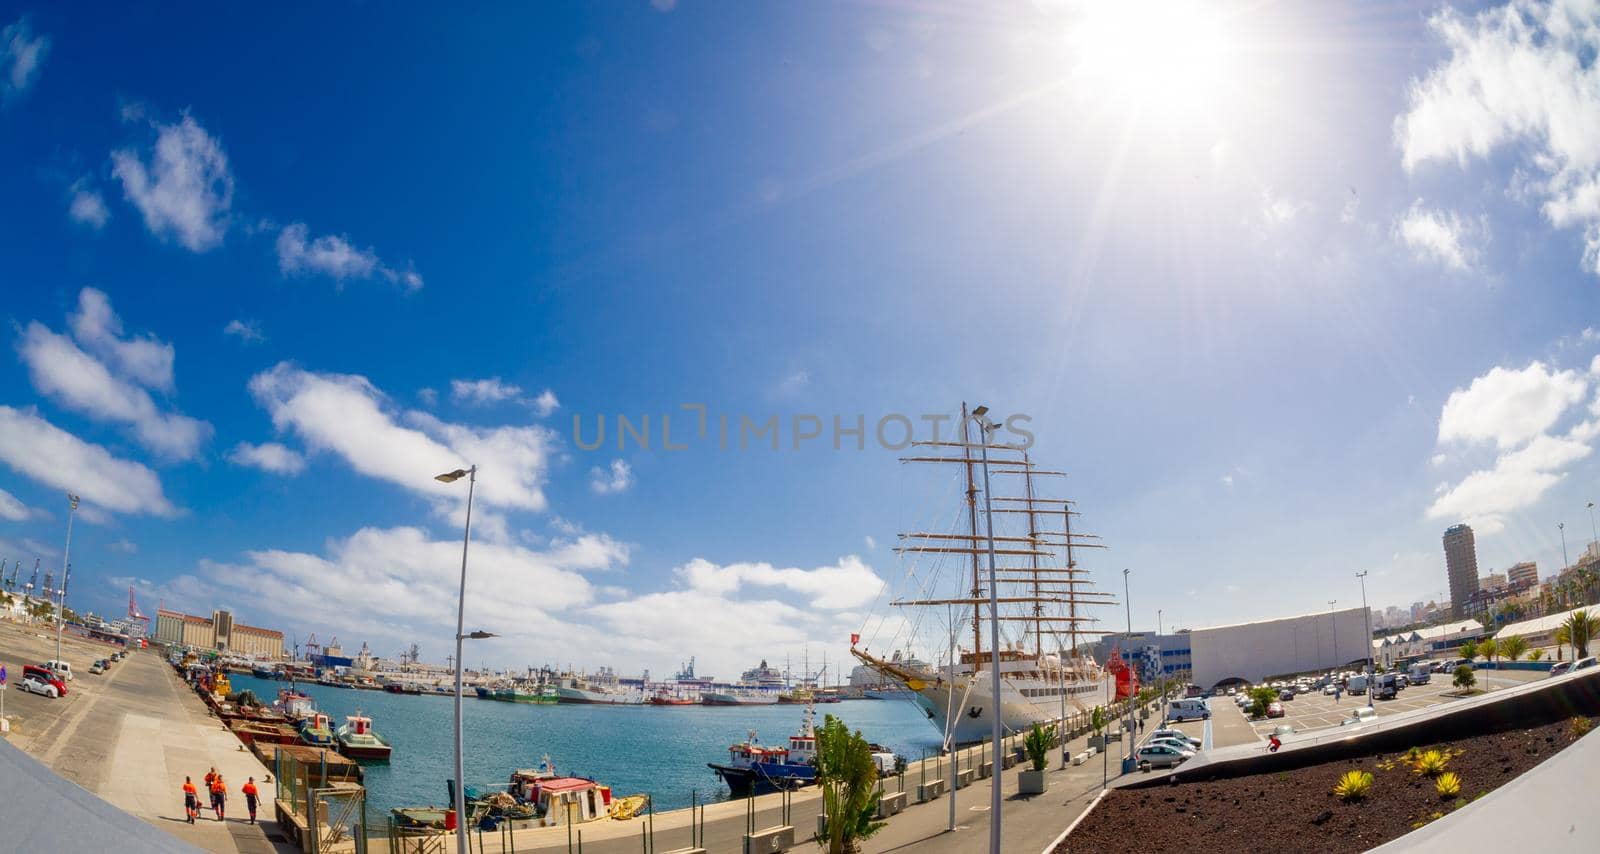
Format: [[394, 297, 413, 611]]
[[850, 403, 1117, 745]]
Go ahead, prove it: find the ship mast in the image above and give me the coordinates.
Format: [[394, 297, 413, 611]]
[[960, 403, 983, 659]]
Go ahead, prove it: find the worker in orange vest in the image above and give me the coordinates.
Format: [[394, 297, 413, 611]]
[[211, 774, 227, 821], [242, 777, 260, 825], [181, 776, 199, 824]]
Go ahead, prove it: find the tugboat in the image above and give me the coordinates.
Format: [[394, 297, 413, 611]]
[[299, 711, 336, 747], [335, 712, 393, 761], [707, 705, 821, 794]]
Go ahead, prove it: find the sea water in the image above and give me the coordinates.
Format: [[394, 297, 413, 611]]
[[228, 675, 943, 817]]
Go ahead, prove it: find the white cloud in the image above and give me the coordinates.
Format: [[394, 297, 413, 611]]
[[276, 222, 422, 289], [70, 287, 175, 391], [223, 319, 264, 344], [1396, 1, 1600, 276], [864, 535, 877, 550], [1220, 473, 1235, 487], [417, 387, 438, 407], [0, 487, 35, 521], [589, 459, 633, 494], [1430, 453, 1449, 466], [227, 442, 307, 475], [1437, 361, 1586, 449], [1395, 200, 1479, 271], [1428, 431, 1593, 533], [1340, 189, 1360, 224], [1260, 189, 1305, 227], [0, 406, 178, 518], [1428, 356, 1600, 532], [16, 321, 210, 460], [533, 389, 560, 417], [775, 370, 812, 397], [107, 538, 138, 555], [451, 377, 523, 405], [1, 16, 48, 98], [67, 179, 110, 230], [676, 555, 885, 611], [111, 114, 233, 252], [248, 362, 558, 512]]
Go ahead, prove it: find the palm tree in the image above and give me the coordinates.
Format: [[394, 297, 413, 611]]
[[1459, 639, 1478, 661], [1560, 610, 1600, 659], [1499, 635, 1527, 661], [814, 715, 886, 854], [1555, 625, 1571, 661], [1480, 637, 1498, 664]]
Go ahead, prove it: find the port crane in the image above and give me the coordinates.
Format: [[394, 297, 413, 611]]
[[127, 586, 150, 637]]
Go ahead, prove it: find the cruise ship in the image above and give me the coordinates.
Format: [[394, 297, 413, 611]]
[[850, 403, 1117, 745]]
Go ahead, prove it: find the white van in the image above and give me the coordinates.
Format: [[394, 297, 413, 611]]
[[1167, 698, 1210, 722], [44, 659, 73, 681], [1345, 674, 1367, 694], [1407, 663, 1432, 685]]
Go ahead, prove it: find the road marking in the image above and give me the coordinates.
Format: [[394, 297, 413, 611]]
[[1201, 715, 1213, 751]]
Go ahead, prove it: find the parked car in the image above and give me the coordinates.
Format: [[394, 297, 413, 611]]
[[1549, 661, 1574, 677], [1135, 743, 1194, 770], [1340, 706, 1378, 726], [20, 664, 66, 697], [88, 661, 105, 674], [1266, 702, 1285, 718], [18, 671, 60, 698], [43, 659, 73, 681], [1574, 657, 1598, 672], [1278, 689, 1294, 701], [1322, 683, 1339, 695], [1146, 736, 1198, 754], [1148, 729, 1202, 749], [1394, 673, 1409, 688], [1271, 724, 1296, 738]]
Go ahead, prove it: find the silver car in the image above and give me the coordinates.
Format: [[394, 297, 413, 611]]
[[1136, 743, 1194, 769]]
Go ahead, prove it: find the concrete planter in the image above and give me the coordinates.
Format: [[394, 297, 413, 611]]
[[743, 826, 794, 854], [978, 760, 992, 779], [1088, 734, 1104, 750], [916, 779, 946, 803], [1018, 769, 1047, 795], [1000, 753, 1017, 770], [955, 767, 974, 788], [875, 790, 907, 819]]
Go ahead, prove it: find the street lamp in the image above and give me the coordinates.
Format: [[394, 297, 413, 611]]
[[56, 494, 78, 664], [1122, 568, 1134, 767], [1356, 571, 1373, 709], [970, 405, 1003, 854], [436, 466, 479, 854], [1157, 609, 1165, 722], [1589, 502, 1598, 550], [1328, 600, 1337, 671], [1559, 522, 1569, 572]]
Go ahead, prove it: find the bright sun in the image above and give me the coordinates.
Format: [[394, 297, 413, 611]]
[[1067, 0, 1236, 114]]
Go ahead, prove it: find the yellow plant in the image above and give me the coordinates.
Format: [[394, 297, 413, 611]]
[[1333, 770, 1374, 800], [1435, 772, 1461, 797], [1412, 749, 1450, 776], [1570, 716, 1593, 738]]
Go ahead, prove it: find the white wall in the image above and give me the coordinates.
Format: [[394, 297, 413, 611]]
[[1189, 607, 1371, 688]]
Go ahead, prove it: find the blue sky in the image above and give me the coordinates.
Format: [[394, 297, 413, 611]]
[[3, 0, 1600, 678]]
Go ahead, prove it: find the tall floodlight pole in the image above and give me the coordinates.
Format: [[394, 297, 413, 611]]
[[1328, 600, 1338, 670], [1122, 568, 1134, 766], [56, 494, 78, 664], [1559, 522, 1569, 572], [1157, 609, 1165, 723], [971, 405, 1003, 854], [436, 466, 478, 854], [1356, 571, 1373, 709], [946, 604, 958, 832], [1589, 502, 1598, 551]]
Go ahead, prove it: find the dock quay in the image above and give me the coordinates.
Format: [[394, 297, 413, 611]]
[[374, 696, 1161, 854]]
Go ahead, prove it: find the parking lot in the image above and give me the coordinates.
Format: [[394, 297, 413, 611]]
[[1205, 669, 1552, 739]]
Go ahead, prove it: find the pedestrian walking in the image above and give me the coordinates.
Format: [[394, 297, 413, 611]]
[[211, 774, 227, 821], [181, 777, 199, 824], [242, 777, 259, 825]]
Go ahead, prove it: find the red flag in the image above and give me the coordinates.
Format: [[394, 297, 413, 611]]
[[849, 633, 860, 646]]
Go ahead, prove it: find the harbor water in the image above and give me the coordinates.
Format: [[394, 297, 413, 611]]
[[229, 675, 943, 818]]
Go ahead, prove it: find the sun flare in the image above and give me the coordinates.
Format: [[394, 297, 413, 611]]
[[1068, 0, 1237, 113]]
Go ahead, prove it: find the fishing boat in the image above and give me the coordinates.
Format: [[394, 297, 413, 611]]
[[706, 730, 791, 794], [555, 668, 646, 705], [849, 403, 1116, 745], [334, 712, 393, 761], [505, 759, 615, 826], [701, 689, 779, 706], [273, 686, 316, 722], [648, 691, 697, 706], [708, 705, 822, 794], [251, 665, 278, 680], [384, 682, 423, 695], [299, 711, 336, 748]]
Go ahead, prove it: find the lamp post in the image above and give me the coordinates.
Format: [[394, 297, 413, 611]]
[[1589, 502, 1598, 551], [1157, 609, 1165, 723], [1122, 568, 1134, 767], [435, 466, 482, 854], [1328, 600, 1338, 671], [1559, 522, 1569, 572], [970, 405, 1003, 854], [1356, 571, 1373, 709], [56, 494, 78, 664]]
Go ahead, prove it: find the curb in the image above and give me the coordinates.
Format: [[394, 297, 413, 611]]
[[1038, 786, 1109, 854]]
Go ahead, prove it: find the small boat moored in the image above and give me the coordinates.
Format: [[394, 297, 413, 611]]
[[335, 712, 393, 761]]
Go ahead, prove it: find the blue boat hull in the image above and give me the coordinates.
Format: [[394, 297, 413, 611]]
[[708, 761, 814, 795]]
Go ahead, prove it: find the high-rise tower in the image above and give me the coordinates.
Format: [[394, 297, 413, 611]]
[[1443, 524, 1480, 618]]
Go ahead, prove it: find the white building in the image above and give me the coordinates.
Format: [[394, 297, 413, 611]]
[[1494, 607, 1592, 656], [1188, 607, 1372, 689], [1372, 620, 1483, 667]]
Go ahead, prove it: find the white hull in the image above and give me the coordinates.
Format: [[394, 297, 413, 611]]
[[556, 686, 646, 705], [900, 668, 1114, 744], [702, 691, 780, 705]]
